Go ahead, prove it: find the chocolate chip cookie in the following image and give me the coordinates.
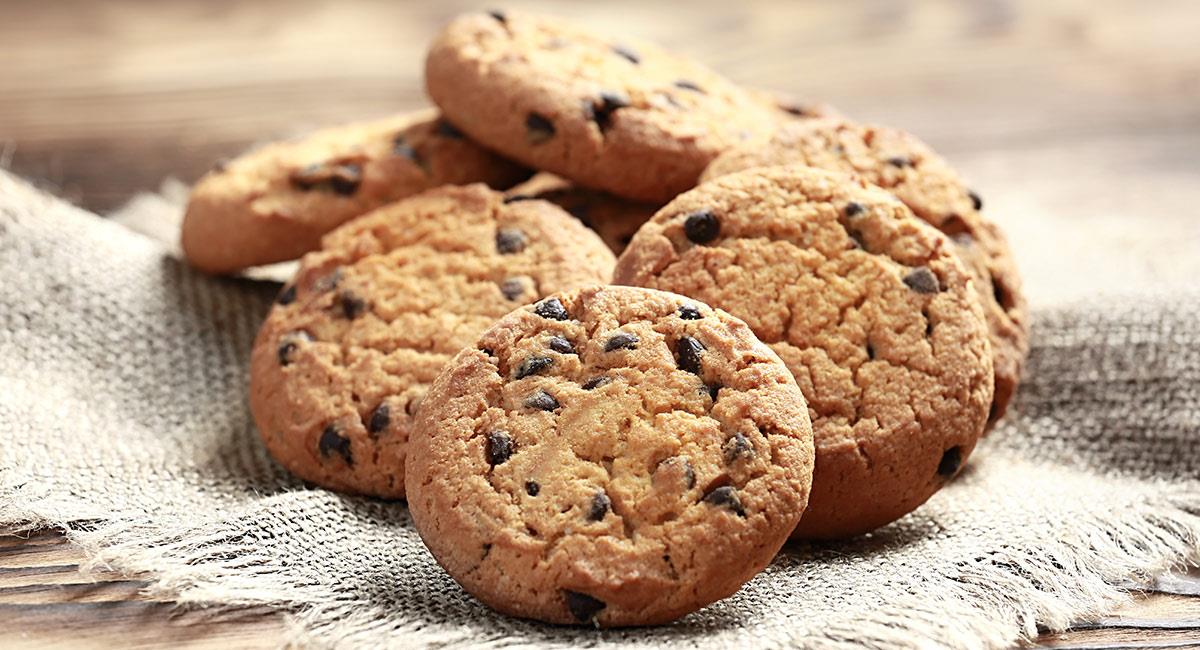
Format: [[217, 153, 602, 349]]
[[249, 184, 615, 498], [614, 165, 994, 539], [703, 118, 1026, 426], [505, 172, 659, 254], [425, 11, 819, 204], [406, 285, 814, 625], [182, 109, 529, 274]]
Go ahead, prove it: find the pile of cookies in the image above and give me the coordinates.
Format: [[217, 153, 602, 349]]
[[182, 10, 1028, 627]]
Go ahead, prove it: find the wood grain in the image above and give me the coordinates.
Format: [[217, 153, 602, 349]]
[[2, 0, 1198, 647]]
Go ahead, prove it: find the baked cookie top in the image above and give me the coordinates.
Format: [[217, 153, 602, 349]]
[[614, 165, 993, 539], [505, 172, 659, 254], [425, 11, 811, 204], [182, 109, 529, 274], [703, 118, 1026, 426], [249, 184, 615, 499], [406, 285, 814, 626]]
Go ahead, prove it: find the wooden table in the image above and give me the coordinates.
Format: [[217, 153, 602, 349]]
[[3, 0, 1198, 647]]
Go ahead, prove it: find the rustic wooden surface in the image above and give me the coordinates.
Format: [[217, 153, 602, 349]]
[[2, 0, 1199, 647]]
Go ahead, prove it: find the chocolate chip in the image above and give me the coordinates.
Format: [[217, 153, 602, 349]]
[[582, 376, 611, 390], [313, 268, 342, 292], [588, 491, 611, 521], [887, 156, 913, 168], [903, 267, 940, 294], [495, 228, 528, 254], [611, 45, 640, 64], [486, 431, 514, 466], [548, 336, 575, 354], [276, 284, 297, 305], [503, 194, 538, 204], [563, 590, 606, 623], [526, 113, 555, 144], [707, 383, 722, 401], [584, 92, 629, 131], [675, 336, 705, 375], [367, 403, 390, 436], [655, 456, 695, 489], [318, 425, 352, 465], [524, 389, 560, 412], [723, 432, 754, 463], [277, 331, 312, 366], [674, 79, 705, 93], [968, 190, 983, 211], [702, 485, 745, 516], [604, 332, 639, 352], [499, 277, 526, 300], [678, 305, 703, 320], [487, 9, 507, 23], [778, 101, 817, 117], [844, 202, 865, 217], [393, 136, 422, 166], [290, 162, 362, 195], [938, 446, 963, 477], [514, 355, 554, 379], [683, 209, 720, 244], [534, 297, 569, 321], [339, 290, 367, 319], [525, 480, 540, 496], [435, 119, 463, 139]]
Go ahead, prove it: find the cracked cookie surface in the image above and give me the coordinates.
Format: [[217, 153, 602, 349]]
[[182, 109, 529, 274], [614, 165, 993, 539], [703, 118, 1026, 427], [406, 285, 814, 626], [425, 11, 827, 204], [249, 184, 615, 498], [506, 172, 659, 254]]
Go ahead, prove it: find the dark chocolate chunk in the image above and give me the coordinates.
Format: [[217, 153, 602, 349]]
[[534, 297, 569, 321], [367, 403, 390, 436], [486, 431, 514, 466], [655, 456, 696, 489], [503, 194, 539, 204], [702, 485, 745, 516], [678, 304, 703, 320], [723, 432, 754, 463], [611, 45, 640, 64], [313, 268, 342, 292], [525, 480, 540, 496], [318, 425, 353, 465], [938, 446, 963, 477], [968, 189, 983, 211], [675, 336, 705, 375], [886, 156, 913, 168], [487, 9, 507, 24], [778, 101, 817, 117], [581, 376, 611, 390], [548, 336, 575, 354], [277, 331, 312, 366], [903, 267, 940, 294], [495, 228, 528, 254], [339, 290, 367, 319], [524, 389, 560, 412], [674, 79, 705, 93], [499, 277, 526, 301], [392, 136, 422, 166], [290, 162, 362, 195], [514, 355, 554, 379], [276, 284, 297, 305], [683, 209, 720, 244], [584, 91, 629, 131], [603, 332, 639, 352], [435, 120, 464, 139], [526, 113, 555, 144], [844, 201, 865, 217], [588, 490, 611, 521], [563, 590, 606, 623]]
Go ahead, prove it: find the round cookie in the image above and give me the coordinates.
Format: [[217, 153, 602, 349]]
[[614, 165, 994, 539], [249, 184, 615, 498], [702, 118, 1026, 427], [425, 11, 822, 204], [182, 109, 529, 274], [406, 285, 815, 626], [505, 172, 659, 254]]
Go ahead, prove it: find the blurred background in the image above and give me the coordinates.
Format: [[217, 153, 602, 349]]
[[2, 0, 1198, 300]]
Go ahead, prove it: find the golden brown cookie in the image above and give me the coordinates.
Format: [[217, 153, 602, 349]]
[[249, 184, 615, 498], [425, 11, 821, 204], [505, 172, 659, 254], [182, 109, 529, 274], [406, 285, 814, 626], [703, 118, 1026, 426], [614, 165, 993, 539]]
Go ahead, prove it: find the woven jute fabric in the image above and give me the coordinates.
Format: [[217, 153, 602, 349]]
[[1, 170, 1198, 649]]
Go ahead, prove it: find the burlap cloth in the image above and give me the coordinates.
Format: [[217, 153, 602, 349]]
[[2, 169, 1198, 649]]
